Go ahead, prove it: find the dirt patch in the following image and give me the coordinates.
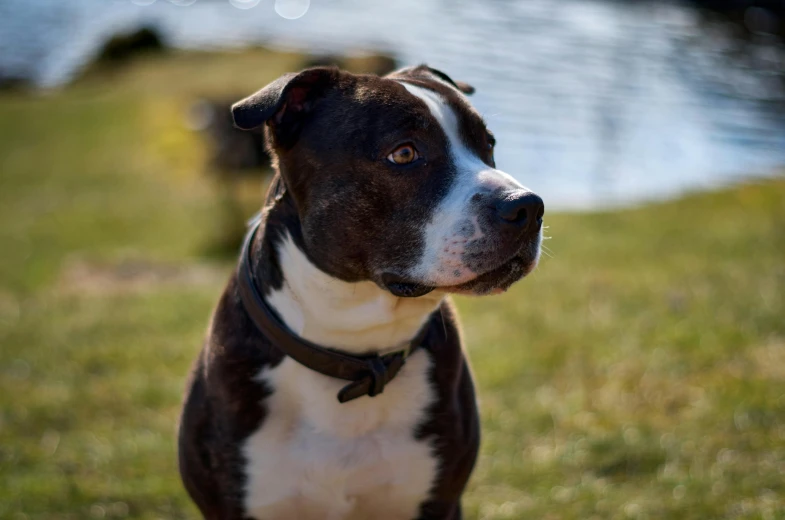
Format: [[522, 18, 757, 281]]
[[749, 339, 785, 380], [57, 257, 228, 296]]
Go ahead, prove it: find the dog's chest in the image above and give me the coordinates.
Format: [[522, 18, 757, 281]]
[[242, 350, 438, 520]]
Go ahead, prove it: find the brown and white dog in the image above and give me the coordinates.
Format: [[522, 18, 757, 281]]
[[178, 65, 544, 520]]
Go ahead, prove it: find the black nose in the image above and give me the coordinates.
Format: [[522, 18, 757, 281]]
[[495, 191, 545, 233]]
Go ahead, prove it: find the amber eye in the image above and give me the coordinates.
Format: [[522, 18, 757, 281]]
[[387, 144, 419, 165]]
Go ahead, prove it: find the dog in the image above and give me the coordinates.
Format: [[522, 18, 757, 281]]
[[178, 64, 544, 520]]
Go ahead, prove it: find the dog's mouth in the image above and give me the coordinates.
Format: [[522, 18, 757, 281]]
[[447, 254, 534, 295], [381, 273, 437, 298], [382, 251, 538, 298]]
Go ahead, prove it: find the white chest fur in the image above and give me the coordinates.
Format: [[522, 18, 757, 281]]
[[243, 351, 438, 520], [242, 233, 442, 520]]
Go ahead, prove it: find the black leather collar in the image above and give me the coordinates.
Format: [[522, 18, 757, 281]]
[[237, 219, 430, 403]]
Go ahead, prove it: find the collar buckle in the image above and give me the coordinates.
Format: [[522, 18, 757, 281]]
[[367, 356, 388, 397]]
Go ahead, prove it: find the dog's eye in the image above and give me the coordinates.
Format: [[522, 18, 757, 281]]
[[387, 144, 419, 165], [486, 134, 496, 151]]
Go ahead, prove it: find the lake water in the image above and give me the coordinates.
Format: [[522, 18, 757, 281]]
[[2, 0, 784, 209]]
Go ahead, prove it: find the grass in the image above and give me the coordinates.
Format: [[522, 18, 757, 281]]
[[1, 48, 784, 520]]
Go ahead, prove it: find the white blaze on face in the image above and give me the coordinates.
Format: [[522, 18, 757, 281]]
[[398, 82, 526, 287]]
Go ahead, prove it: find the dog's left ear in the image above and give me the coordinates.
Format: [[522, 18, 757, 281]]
[[388, 64, 475, 95], [423, 66, 475, 95], [231, 67, 339, 138]]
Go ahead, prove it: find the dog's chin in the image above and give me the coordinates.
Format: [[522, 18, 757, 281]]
[[440, 254, 534, 296], [381, 254, 538, 298]]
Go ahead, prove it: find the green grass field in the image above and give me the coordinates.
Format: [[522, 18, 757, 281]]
[[1, 49, 783, 520]]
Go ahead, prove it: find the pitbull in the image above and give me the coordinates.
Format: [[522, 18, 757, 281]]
[[178, 65, 544, 520]]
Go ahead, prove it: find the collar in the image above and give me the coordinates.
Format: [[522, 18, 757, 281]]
[[236, 219, 430, 403]]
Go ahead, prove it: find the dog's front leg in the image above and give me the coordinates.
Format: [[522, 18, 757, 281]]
[[417, 500, 464, 520]]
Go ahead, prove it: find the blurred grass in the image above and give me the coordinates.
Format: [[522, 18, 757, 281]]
[[1, 49, 784, 520]]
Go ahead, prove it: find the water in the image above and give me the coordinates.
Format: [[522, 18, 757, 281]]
[[2, 0, 784, 209]]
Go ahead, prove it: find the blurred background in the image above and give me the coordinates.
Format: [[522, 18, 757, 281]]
[[0, 0, 783, 519]]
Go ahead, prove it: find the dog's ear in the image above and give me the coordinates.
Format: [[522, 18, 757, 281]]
[[231, 67, 339, 140], [388, 64, 475, 95], [422, 66, 475, 95]]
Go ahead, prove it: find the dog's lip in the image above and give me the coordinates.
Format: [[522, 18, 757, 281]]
[[380, 273, 435, 298], [437, 255, 529, 295], [381, 253, 535, 298]]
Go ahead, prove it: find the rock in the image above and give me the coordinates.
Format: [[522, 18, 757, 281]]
[[188, 98, 271, 176], [301, 52, 398, 76], [95, 26, 166, 65]]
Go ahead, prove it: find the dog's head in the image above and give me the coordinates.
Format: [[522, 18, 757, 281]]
[[233, 65, 543, 297]]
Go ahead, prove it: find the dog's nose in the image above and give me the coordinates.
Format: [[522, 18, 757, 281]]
[[495, 191, 544, 233]]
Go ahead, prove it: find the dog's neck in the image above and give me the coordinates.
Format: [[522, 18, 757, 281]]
[[253, 198, 444, 356]]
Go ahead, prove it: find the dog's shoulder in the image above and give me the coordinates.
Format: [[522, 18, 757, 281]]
[[179, 276, 284, 519], [417, 298, 481, 517]]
